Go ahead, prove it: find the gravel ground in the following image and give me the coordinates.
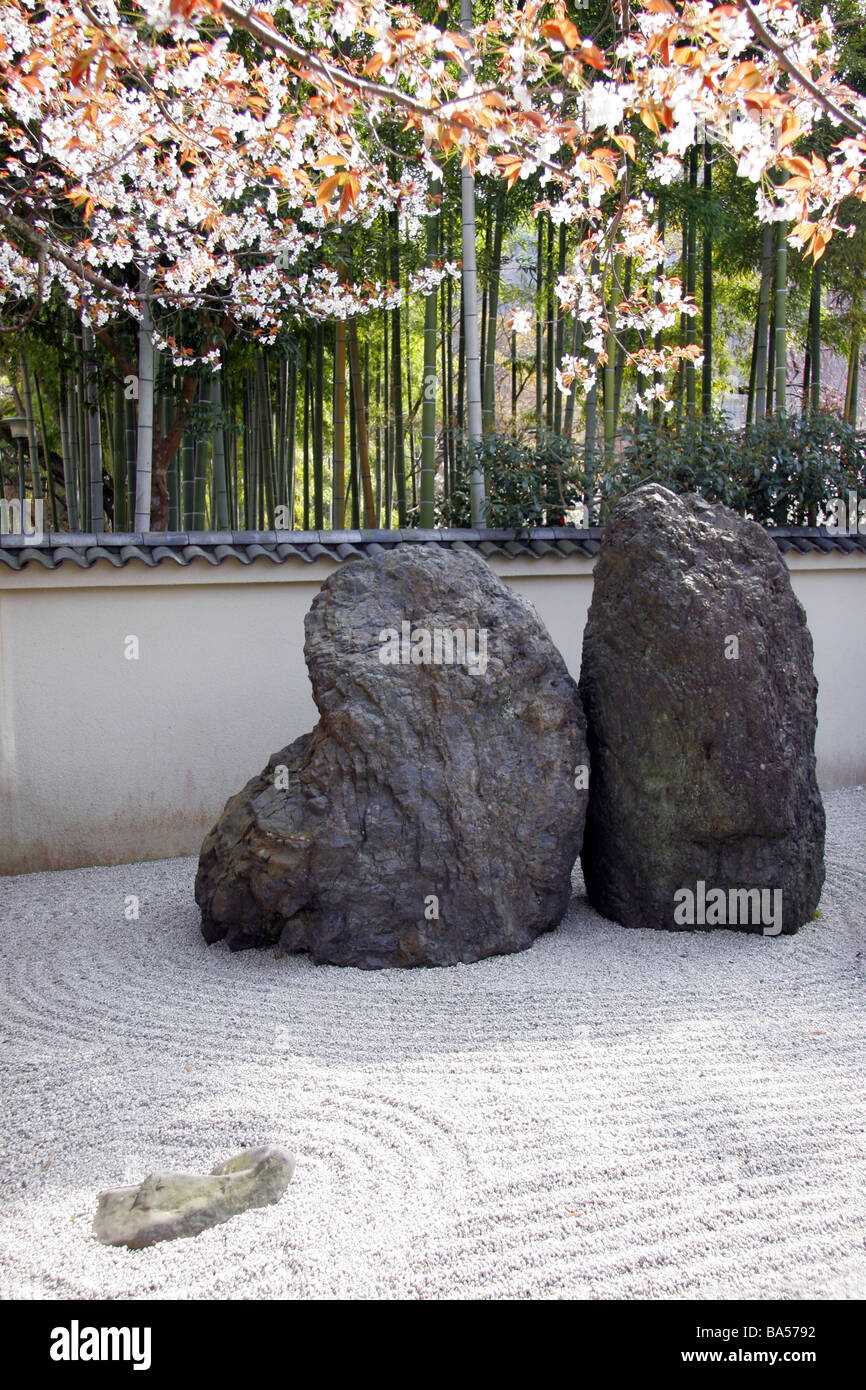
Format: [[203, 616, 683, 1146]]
[[0, 786, 864, 1301]]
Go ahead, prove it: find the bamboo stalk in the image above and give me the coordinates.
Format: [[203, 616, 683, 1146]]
[[686, 146, 698, 418], [809, 261, 822, 414], [546, 214, 555, 433], [774, 220, 788, 415], [388, 207, 407, 526], [313, 324, 324, 529], [19, 356, 43, 508], [482, 184, 505, 435], [81, 326, 104, 533], [303, 349, 311, 530], [58, 366, 79, 532], [420, 207, 439, 527], [333, 308, 347, 529], [133, 273, 154, 531], [754, 226, 773, 422], [212, 372, 229, 529], [604, 254, 622, 465], [347, 317, 375, 526], [554, 222, 566, 436], [535, 216, 543, 430], [458, 0, 484, 525], [287, 354, 298, 526], [702, 140, 713, 418]]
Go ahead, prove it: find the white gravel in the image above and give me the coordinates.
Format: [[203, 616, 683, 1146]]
[[1, 786, 865, 1301]]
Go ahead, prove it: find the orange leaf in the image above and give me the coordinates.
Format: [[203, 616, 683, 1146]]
[[338, 176, 358, 217], [68, 46, 99, 85], [542, 18, 580, 51], [723, 61, 759, 93], [250, 7, 277, 30], [640, 105, 661, 135], [316, 172, 343, 206], [612, 133, 637, 160], [594, 161, 616, 187], [777, 114, 801, 153], [578, 41, 605, 71]]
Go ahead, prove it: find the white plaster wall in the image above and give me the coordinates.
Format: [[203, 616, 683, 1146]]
[[785, 558, 866, 794], [0, 551, 860, 873]]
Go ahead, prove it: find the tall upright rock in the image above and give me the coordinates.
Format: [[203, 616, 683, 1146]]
[[197, 545, 588, 967], [579, 485, 825, 934]]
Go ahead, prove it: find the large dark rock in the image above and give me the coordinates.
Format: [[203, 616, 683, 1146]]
[[196, 545, 588, 967], [579, 485, 825, 934]]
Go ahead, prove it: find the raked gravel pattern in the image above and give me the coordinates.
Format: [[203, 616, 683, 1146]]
[[0, 786, 864, 1301]]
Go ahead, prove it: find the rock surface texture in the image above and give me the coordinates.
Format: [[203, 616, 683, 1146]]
[[93, 1146, 295, 1249], [579, 485, 825, 934], [196, 545, 588, 967]]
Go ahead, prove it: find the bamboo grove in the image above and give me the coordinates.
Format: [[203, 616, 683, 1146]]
[[3, 1, 866, 535]]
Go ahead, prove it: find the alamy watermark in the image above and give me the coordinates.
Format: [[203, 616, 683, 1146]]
[[378, 620, 489, 675], [50, 1321, 151, 1371], [825, 491, 866, 535], [673, 881, 783, 936], [0, 497, 44, 544]]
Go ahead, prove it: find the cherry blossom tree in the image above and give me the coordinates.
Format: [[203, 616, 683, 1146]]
[[3, 0, 866, 527]]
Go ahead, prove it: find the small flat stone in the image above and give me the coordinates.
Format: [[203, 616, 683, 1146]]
[[93, 1145, 295, 1249]]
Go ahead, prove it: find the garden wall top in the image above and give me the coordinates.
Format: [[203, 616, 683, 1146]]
[[0, 526, 864, 572]]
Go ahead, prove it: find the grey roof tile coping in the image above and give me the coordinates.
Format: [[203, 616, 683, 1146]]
[[1, 526, 865, 572]]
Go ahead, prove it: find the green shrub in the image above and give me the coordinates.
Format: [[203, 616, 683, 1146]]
[[603, 412, 866, 527], [420, 413, 866, 531], [434, 429, 584, 529]]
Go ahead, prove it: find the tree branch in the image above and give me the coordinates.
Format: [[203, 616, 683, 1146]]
[[741, 0, 866, 140], [0, 203, 127, 298]]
